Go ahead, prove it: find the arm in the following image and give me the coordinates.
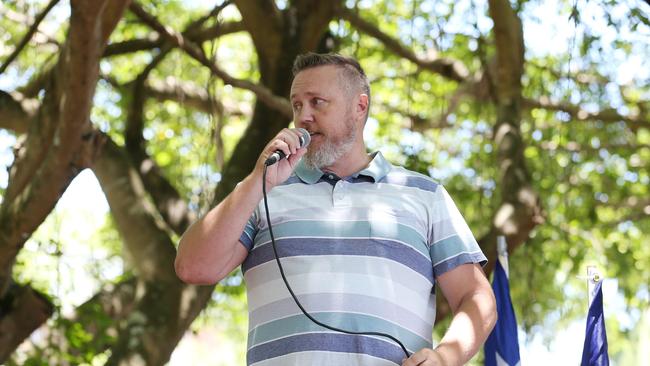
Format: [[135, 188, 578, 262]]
[[403, 263, 497, 366], [174, 129, 307, 284]]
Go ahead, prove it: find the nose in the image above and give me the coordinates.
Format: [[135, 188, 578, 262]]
[[294, 105, 314, 127]]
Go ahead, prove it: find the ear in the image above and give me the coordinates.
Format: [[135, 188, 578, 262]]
[[356, 93, 369, 120]]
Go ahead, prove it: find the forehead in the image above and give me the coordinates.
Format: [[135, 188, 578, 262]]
[[290, 65, 343, 98]]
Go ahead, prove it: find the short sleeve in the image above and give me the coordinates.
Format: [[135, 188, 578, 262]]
[[428, 186, 487, 277], [239, 208, 259, 251]]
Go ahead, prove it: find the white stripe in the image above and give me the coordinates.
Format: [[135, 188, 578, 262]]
[[266, 183, 433, 228], [248, 254, 433, 292], [432, 250, 484, 267], [256, 215, 429, 245], [249, 296, 434, 339], [245, 258, 435, 318]]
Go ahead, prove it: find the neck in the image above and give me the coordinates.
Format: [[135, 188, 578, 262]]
[[321, 142, 371, 177]]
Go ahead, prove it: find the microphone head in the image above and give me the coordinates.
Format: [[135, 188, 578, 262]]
[[297, 128, 311, 148]]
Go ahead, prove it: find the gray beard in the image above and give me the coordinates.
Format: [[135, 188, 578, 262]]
[[303, 122, 356, 170]]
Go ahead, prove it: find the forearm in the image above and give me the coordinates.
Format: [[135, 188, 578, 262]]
[[175, 128, 307, 284], [175, 171, 263, 283], [435, 289, 497, 365]]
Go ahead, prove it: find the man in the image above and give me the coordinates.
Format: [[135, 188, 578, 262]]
[[175, 53, 497, 366]]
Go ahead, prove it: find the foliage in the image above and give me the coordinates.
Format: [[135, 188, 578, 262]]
[[1, 0, 649, 364]]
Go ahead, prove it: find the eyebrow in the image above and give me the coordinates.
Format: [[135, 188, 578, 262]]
[[290, 91, 324, 100]]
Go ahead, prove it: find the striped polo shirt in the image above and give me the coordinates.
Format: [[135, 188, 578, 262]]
[[238, 151, 486, 366]]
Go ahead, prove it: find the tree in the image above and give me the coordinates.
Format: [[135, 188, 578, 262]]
[[0, 0, 648, 364]]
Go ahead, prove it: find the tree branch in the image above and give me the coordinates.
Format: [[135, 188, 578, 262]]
[[523, 97, 650, 132], [93, 136, 213, 365], [103, 21, 245, 57], [0, 283, 54, 361], [129, 1, 292, 118], [233, 0, 282, 61], [146, 77, 243, 115], [538, 140, 650, 153], [0, 0, 130, 323], [95, 137, 178, 282], [0, 0, 61, 75], [380, 103, 452, 132], [467, 0, 542, 311], [122, 48, 197, 236], [0, 90, 39, 134], [528, 61, 609, 86], [339, 7, 470, 83], [183, 0, 234, 35]]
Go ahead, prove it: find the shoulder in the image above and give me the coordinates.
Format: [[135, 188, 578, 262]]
[[379, 165, 442, 195]]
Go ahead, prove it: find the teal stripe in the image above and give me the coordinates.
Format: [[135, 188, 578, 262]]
[[248, 312, 432, 352], [430, 235, 477, 264], [255, 220, 429, 256]]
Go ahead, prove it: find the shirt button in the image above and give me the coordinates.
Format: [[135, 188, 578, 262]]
[[328, 174, 334, 179]]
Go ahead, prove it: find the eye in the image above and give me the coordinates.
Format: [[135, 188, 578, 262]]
[[311, 98, 326, 107], [292, 102, 302, 111]]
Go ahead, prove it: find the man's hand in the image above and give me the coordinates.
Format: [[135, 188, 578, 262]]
[[402, 348, 446, 366], [254, 128, 307, 190]]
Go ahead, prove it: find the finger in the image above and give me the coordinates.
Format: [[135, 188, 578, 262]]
[[402, 350, 426, 366], [279, 128, 301, 154], [268, 139, 291, 159]]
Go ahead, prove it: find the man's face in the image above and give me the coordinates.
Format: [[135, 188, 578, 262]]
[[290, 65, 359, 169]]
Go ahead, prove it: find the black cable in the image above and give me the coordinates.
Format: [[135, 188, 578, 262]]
[[262, 164, 411, 359]]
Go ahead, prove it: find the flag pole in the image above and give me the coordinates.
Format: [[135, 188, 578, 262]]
[[484, 235, 521, 366], [586, 265, 600, 307], [497, 235, 509, 277], [581, 265, 609, 365]]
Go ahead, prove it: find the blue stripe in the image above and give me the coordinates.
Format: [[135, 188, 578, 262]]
[[239, 232, 253, 250], [241, 237, 434, 283], [253, 220, 429, 256], [247, 332, 404, 365], [433, 252, 487, 277], [240, 221, 257, 250], [248, 312, 431, 351], [378, 171, 440, 194]]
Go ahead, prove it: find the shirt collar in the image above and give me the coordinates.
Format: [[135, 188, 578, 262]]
[[295, 151, 391, 184]]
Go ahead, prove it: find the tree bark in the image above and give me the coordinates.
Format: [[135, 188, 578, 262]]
[[215, 0, 342, 200], [93, 137, 209, 365], [434, 0, 543, 324], [479, 0, 543, 275], [0, 0, 130, 360], [0, 283, 53, 361]]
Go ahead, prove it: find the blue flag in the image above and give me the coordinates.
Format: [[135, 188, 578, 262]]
[[581, 281, 609, 366], [484, 259, 520, 366]]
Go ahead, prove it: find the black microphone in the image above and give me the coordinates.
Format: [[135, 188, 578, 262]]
[[264, 128, 311, 166]]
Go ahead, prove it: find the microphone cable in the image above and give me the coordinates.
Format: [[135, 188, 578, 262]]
[[262, 163, 411, 359]]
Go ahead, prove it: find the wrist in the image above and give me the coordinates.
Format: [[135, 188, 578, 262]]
[[431, 346, 453, 366]]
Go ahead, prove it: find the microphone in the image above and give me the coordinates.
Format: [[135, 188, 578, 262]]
[[264, 128, 311, 166]]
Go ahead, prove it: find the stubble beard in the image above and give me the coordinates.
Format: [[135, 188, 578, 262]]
[[303, 114, 357, 170]]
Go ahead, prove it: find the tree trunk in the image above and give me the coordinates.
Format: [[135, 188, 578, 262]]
[[436, 0, 543, 324], [0, 1, 130, 360], [0, 284, 53, 361]]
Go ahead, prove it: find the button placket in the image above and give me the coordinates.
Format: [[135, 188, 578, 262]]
[[332, 181, 350, 206]]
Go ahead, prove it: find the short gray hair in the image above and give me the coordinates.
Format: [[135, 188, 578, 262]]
[[292, 53, 371, 120]]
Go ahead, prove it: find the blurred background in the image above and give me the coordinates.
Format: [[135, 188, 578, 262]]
[[0, 0, 648, 365]]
